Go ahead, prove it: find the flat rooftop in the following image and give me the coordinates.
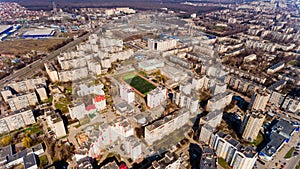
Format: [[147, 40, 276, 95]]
[[23, 28, 55, 36], [0, 25, 12, 34]]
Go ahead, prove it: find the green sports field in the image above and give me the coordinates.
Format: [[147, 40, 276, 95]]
[[122, 73, 157, 95]]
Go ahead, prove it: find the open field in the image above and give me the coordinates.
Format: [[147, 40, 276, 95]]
[[122, 73, 157, 96], [0, 39, 65, 55]]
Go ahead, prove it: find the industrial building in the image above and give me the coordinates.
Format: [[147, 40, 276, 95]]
[[0, 25, 13, 35], [22, 28, 56, 38], [0, 25, 21, 40], [259, 119, 297, 161]]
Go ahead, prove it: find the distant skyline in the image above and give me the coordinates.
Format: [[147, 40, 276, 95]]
[[1, 0, 246, 12]]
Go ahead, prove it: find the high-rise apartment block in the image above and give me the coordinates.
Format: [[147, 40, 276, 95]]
[[147, 86, 167, 109], [213, 131, 257, 169], [240, 111, 265, 142], [119, 84, 135, 104], [144, 109, 189, 145], [148, 38, 177, 51], [0, 107, 35, 134], [248, 90, 270, 111]]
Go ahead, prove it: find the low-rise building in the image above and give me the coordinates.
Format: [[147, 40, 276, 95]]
[[93, 95, 106, 111], [77, 84, 105, 97], [68, 103, 86, 120], [138, 59, 165, 71], [160, 66, 187, 82], [115, 102, 134, 116], [259, 119, 297, 161]]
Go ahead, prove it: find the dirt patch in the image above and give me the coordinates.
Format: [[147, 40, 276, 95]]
[[0, 39, 65, 55]]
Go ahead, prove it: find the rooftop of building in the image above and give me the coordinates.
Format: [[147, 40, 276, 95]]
[[100, 161, 119, 169], [23, 28, 55, 36], [0, 25, 12, 34], [146, 108, 189, 131], [23, 153, 37, 169], [138, 59, 164, 68], [0, 106, 32, 119], [268, 62, 285, 70], [0, 145, 13, 160], [134, 113, 147, 125], [116, 102, 134, 112], [200, 146, 217, 169], [209, 91, 231, 102], [201, 110, 223, 123], [217, 131, 257, 158], [272, 119, 296, 137], [261, 132, 286, 157]]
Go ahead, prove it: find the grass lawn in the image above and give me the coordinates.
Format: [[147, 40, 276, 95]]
[[79, 117, 90, 126], [122, 73, 156, 95], [218, 157, 231, 169], [39, 155, 49, 166], [284, 147, 295, 159], [288, 60, 297, 66], [54, 97, 71, 113], [296, 160, 300, 169], [251, 132, 264, 146], [24, 125, 43, 135]]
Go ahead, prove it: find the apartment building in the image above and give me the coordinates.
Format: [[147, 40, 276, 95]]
[[144, 109, 190, 145], [213, 131, 257, 169], [206, 92, 233, 111], [44, 109, 66, 138], [147, 86, 167, 109], [248, 90, 270, 111], [7, 92, 38, 111], [44, 62, 59, 82], [240, 110, 265, 142], [124, 136, 142, 160], [119, 83, 135, 104], [148, 38, 177, 51], [0, 107, 35, 134]]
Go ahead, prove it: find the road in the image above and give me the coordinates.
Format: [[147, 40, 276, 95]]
[[0, 31, 94, 88]]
